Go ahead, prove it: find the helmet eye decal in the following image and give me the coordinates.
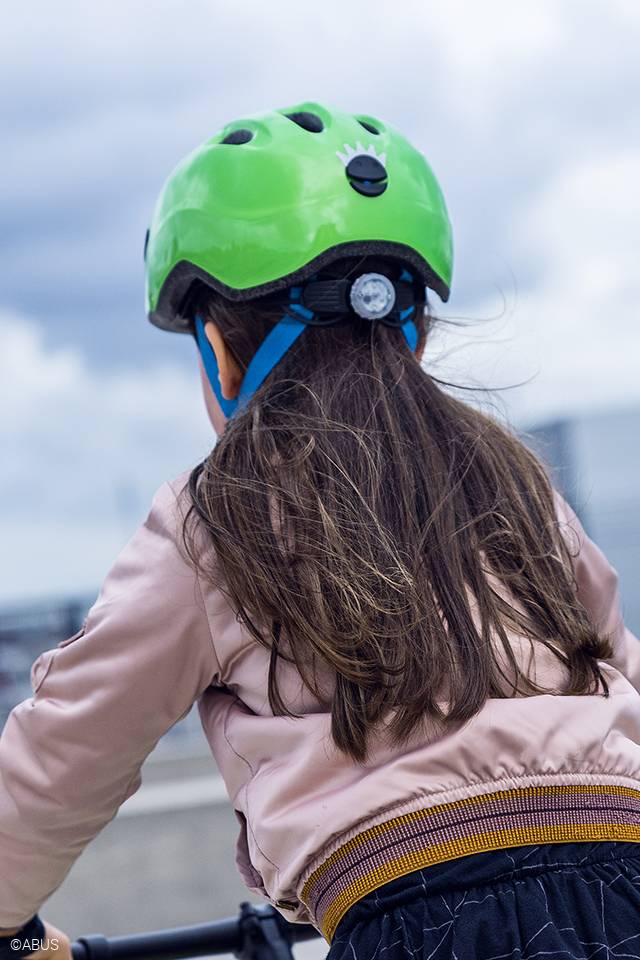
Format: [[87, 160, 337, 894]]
[[336, 142, 387, 167], [336, 142, 388, 197]]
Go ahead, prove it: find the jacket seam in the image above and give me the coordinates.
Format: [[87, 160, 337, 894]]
[[195, 570, 225, 687], [221, 698, 281, 876], [193, 557, 283, 884], [223, 697, 255, 775], [234, 783, 268, 894], [242, 780, 281, 876], [121, 765, 144, 805], [354, 768, 640, 818], [30, 649, 57, 701]]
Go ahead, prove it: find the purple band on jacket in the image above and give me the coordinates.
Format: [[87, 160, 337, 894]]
[[300, 783, 640, 942]]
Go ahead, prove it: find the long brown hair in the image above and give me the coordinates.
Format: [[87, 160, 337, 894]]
[[181, 256, 613, 763]]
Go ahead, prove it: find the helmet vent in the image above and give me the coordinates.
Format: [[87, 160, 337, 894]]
[[285, 111, 324, 133], [221, 128, 254, 145], [358, 119, 380, 135]]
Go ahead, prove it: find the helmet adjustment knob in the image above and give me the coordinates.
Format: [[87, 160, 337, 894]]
[[349, 273, 396, 320]]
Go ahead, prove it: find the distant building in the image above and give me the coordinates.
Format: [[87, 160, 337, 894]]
[[0, 595, 92, 723], [0, 591, 204, 747], [2, 405, 639, 732], [527, 406, 640, 633]]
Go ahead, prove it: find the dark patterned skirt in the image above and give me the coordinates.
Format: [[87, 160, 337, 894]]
[[325, 840, 640, 959]]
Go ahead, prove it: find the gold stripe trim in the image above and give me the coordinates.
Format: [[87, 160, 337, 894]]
[[301, 785, 640, 943], [322, 824, 640, 942], [303, 785, 640, 898]]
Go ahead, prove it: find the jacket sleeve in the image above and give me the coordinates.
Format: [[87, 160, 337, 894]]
[[0, 477, 222, 928], [553, 489, 640, 693]]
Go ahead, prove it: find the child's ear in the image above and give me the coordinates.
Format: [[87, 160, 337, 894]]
[[203, 321, 243, 400]]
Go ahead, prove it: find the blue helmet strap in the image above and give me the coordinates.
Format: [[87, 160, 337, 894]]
[[194, 314, 237, 418], [398, 269, 419, 352], [195, 276, 419, 419], [399, 306, 418, 352], [235, 312, 307, 413], [195, 311, 307, 419]]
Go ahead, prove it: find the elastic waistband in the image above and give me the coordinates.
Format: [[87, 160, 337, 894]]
[[332, 840, 640, 940], [300, 782, 640, 943]]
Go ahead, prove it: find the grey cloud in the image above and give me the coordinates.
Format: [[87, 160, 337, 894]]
[[3, 0, 640, 602], [1, 0, 638, 368]]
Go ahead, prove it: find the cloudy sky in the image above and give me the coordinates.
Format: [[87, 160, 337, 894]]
[[2, 0, 639, 603]]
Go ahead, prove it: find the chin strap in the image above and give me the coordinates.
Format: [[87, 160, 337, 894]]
[[195, 312, 307, 419], [195, 315, 236, 418], [194, 273, 419, 419]]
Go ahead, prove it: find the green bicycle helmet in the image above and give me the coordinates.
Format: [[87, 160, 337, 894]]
[[144, 101, 453, 417]]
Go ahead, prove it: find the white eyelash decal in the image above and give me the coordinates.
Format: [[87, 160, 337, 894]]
[[336, 141, 387, 168]]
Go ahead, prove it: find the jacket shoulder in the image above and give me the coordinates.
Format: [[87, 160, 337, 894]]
[[143, 467, 198, 548]]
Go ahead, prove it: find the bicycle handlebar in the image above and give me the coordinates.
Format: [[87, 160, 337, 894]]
[[71, 903, 322, 960]]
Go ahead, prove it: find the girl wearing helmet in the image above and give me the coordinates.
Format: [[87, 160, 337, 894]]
[[3, 102, 640, 959]]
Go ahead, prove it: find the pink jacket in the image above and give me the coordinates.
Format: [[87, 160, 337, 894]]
[[2, 470, 640, 942]]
